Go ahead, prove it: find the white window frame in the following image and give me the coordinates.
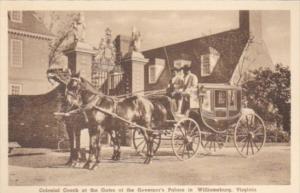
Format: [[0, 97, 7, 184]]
[[148, 65, 156, 84], [10, 39, 23, 68], [10, 11, 23, 23], [214, 90, 227, 110], [228, 90, 238, 110], [9, 83, 22, 95], [201, 54, 210, 77]]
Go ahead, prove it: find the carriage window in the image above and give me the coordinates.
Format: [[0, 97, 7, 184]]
[[228, 90, 237, 110], [202, 90, 212, 112], [215, 90, 227, 108]]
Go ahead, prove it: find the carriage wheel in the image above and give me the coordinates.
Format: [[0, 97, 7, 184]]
[[133, 128, 161, 157], [172, 118, 201, 161], [234, 113, 266, 158], [201, 132, 228, 153]]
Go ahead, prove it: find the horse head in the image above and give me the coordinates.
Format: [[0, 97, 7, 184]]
[[65, 72, 85, 107], [47, 68, 71, 85]]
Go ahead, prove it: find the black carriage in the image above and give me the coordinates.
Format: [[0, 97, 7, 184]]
[[133, 83, 266, 160]]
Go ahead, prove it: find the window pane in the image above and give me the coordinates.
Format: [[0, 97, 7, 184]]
[[215, 90, 227, 108], [149, 66, 156, 83], [228, 90, 237, 110], [201, 54, 210, 76], [11, 11, 22, 22], [10, 84, 22, 95], [11, 39, 22, 67]]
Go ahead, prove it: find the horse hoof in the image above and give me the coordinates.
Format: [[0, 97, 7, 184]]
[[71, 162, 77, 167], [83, 162, 90, 169], [89, 163, 98, 170], [65, 160, 73, 166], [143, 158, 149, 164]]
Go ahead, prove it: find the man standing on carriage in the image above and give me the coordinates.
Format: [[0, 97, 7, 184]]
[[181, 63, 198, 114], [167, 66, 184, 113]]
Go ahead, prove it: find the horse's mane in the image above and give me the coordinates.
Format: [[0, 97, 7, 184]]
[[80, 77, 103, 96]]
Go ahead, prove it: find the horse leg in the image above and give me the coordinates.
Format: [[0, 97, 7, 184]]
[[145, 132, 154, 164], [84, 126, 99, 170], [73, 129, 81, 168], [143, 130, 151, 164], [110, 130, 117, 160], [115, 130, 122, 160], [83, 129, 94, 169], [65, 125, 74, 166]]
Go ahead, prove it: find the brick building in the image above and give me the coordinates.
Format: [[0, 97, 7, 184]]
[[8, 11, 54, 95], [115, 11, 273, 93]]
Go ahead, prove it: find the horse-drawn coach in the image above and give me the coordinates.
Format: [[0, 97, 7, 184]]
[[133, 83, 266, 160], [48, 69, 266, 168]]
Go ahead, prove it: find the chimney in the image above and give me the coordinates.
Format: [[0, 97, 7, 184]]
[[239, 10, 263, 40], [239, 10, 249, 32]]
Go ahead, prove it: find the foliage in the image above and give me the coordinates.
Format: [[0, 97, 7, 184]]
[[242, 64, 291, 134], [265, 124, 290, 143], [35, 11, 79, 67]]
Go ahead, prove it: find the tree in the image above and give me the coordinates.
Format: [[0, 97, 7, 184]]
[[35, 11, 79, 67], [242, 64, 291, 134]]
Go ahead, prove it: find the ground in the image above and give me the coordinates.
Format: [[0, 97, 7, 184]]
[[9, 145, 290, 186]]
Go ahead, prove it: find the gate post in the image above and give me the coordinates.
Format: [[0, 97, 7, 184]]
[[122, 51, 149, 94], [122, 51, 149, 146], [63, 41, 96, 81]]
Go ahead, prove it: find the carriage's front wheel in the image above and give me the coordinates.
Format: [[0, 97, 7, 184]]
[[172, 118, 201, 161], [133, 128, 161, 157], [234, 113, 266, 158]]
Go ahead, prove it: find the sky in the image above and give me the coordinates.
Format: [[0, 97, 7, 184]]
[[80, 10, 290, 65]]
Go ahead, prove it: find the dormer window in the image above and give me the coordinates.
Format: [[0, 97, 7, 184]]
[[11, 11, 22, 23], [201, 54, 210, 76], [200, 47, 220, 77], [148, 58, 165, 84]]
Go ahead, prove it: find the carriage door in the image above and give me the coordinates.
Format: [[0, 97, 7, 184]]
[[214, 90, 227, 118]]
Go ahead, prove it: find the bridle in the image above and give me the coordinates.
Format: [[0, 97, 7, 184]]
[[65, 77, 84, 107]]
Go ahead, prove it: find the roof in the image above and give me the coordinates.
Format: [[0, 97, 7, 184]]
[[142, 28, 249, 85], [8, 11, 54, 37]]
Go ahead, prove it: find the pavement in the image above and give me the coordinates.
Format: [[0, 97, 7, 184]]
[[8, 145, 290, 186]]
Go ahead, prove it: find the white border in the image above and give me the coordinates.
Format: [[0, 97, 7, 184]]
[[0, 1, 299, 193]]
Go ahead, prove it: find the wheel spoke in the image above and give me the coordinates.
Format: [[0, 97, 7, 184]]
[[178, 126, 185, 136], [203, 140, 209, 148], [176, 143, 184, 153], [250, 139, 254, 154], [246, 116, 251, 131], [136, 140, 145, 148], [181, 144, 186, 158], [241, 139, 248, 152], [187, 148, 191, 158], [141, 143, 146, 152], [246, 140, 249, 155], [252, 140, 260, 151]]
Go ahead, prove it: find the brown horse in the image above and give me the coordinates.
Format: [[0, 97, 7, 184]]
[[65, 73, 168, 165], [47, 69, 92, 167]]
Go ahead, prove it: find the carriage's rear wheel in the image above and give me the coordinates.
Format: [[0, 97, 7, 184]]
[[234, 113, 266, 158], [172, 118, 201, 161], [201, 132, 228, 153], [133, 128, 161, 157]]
